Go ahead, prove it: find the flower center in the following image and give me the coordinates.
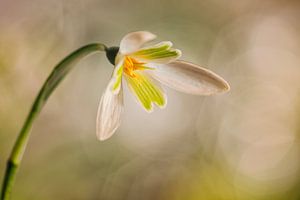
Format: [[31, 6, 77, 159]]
[[123, 56, 150, 77]]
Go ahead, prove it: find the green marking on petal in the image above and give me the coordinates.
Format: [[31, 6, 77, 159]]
[[139, 75, 165, 107], [116, 65, 123, 75], [112, 65, 123, 91], [133, 41, 172, 56], [127, 76, 152, 110], [131, 41, 181, 63], [140, 65, 155, 70], [126, 73, 166, 111], [144, 49, 181, 59]]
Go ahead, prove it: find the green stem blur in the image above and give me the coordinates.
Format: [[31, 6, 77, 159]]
[[1, 43, 107, 200]]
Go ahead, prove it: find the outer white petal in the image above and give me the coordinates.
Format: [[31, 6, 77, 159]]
[[149, 60, 230, 95], [96, 80, 123, 141], [120, 31, 156, 55]]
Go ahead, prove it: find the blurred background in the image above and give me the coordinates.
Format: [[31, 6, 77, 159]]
[[1, 0, 300, 199]]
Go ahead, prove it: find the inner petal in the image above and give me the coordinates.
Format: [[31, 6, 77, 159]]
[[125, 72, 166, 112], [130, 41, 181, 64]]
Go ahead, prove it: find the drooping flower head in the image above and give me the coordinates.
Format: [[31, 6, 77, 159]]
[[97, 31, 230, 140]]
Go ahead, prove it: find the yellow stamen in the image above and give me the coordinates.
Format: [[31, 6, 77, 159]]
[[123, 56, 152, 77]]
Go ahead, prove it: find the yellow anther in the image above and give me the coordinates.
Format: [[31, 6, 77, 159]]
[[124, 56, 147, 77]]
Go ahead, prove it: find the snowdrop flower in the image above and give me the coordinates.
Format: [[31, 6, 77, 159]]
[[97, 31, 230, 140]]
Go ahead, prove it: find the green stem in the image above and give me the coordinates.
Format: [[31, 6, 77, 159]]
[[1, 43, 107, 200]]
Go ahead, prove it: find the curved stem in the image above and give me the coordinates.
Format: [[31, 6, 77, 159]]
[[1, 43, 107, 200]]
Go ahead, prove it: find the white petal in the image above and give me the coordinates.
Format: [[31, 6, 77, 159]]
[[96, 80, 123, 141], [120, 31, 156, 55], [149, 60, 230, 95]]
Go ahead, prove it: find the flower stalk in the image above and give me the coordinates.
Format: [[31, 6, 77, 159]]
[[1, 43, 107, 200], [1, 30, 230, 200]]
